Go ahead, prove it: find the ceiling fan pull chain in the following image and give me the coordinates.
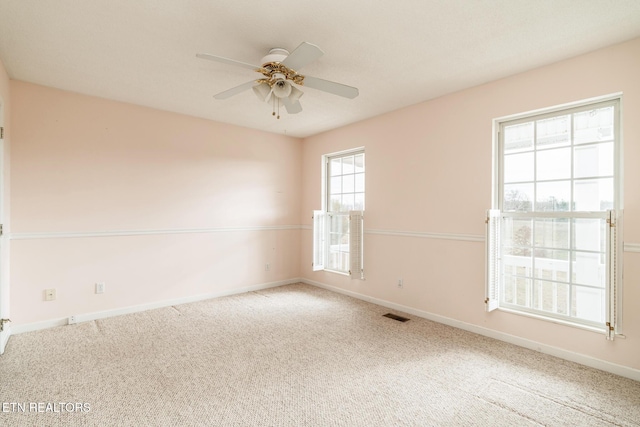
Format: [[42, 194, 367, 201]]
[[277, 99, 281, 119]]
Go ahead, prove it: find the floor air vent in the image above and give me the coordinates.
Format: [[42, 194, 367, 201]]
[[383, 313, 410, 322]]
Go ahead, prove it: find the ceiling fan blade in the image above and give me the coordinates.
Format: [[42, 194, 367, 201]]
[[281, 42, 324, 71], [282, 98, 303, 114], [213, 80, 257, 99], [302, 76, 359, 99], [196, 53, 259, 71]]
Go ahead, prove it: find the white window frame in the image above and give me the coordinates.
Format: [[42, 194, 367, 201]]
[[313, 147, 365, 279], [487, 94, 623, 339]]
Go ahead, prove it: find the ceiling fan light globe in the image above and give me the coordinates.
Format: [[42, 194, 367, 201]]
[[252, 82, 271, 101], [272, 80, 292, 98], [289, 86, 303, 102]]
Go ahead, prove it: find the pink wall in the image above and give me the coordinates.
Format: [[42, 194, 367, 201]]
[[5, 38, 640, 373], [10, 82, 302, 323], [301, 38, 640, 370], [0, 58, 11, 325], [0, 58, 10, 231]]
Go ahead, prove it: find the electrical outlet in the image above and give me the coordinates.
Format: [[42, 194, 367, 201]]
[[45, 288, 56, 301], [95, 282, 105, 294], [397, 278, 403, 288], [68, 315, 77, 325], [265, 263, 270, 271]]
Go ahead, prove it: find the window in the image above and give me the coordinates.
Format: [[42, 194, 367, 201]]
[[487, 97, 622, 339], [313, 149, 365, 279]]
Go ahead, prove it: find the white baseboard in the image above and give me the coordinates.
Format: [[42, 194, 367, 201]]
[[11, 278, 300, 335], [301, 278, 640, 382], [11, 276, 640, 382], [11, 318, 68, 335]]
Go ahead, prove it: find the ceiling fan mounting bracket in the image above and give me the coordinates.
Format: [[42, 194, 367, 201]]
[[260, 48, 289, 65]]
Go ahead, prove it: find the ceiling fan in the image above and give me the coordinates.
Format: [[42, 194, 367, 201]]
[[196, 42, 359, 119]]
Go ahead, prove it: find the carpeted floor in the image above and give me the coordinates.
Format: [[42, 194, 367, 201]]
[[0, 283, 638, 426]]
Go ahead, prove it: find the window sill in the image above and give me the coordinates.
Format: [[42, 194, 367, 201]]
[[324, 269, 350, 277], [496, 306, 612, 336]]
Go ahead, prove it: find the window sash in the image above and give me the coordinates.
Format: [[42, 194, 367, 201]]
[[325, 149, 365, 213], [312, 210, 365, 279], [495, 97, 621, 212], [326, 212, 351, 274], [486, 209, 618, 333]]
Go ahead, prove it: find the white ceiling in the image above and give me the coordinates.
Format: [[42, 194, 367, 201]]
[[1, 1, 640, 138]]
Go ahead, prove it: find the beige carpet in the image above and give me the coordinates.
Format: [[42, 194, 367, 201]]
[[0, 283, 639, 426]]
